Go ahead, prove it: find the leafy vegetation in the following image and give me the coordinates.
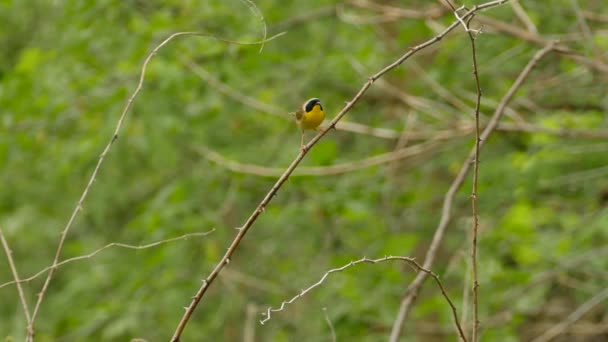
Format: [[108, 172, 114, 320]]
[[1, 0, 607, 341]]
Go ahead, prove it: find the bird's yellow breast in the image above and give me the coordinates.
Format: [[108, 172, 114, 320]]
[[300, 104, 325, 130]]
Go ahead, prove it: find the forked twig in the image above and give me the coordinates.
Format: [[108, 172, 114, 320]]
[[260, 256, 467, 342]]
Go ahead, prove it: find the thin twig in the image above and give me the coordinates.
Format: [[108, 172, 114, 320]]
[[460, 249, 472, 336], [388, 42, 556, 342], [442, 1, 485, 336], [243, 303, 257, 342], [260, 256, 467, 342], [26, 31, 283, 341], [462, 10, 483, 342], [323, 308, 337, 342], [0, 226, 32, 334], [0, 230, 215, 290], [531, 288, 608, 342], [170, 3, 511, 339], [238, 0, 268, 53]]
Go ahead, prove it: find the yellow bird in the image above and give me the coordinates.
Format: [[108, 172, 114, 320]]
[[294, 98, 325, 151]]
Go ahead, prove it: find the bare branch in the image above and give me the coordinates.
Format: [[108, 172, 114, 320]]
[[464, 13, 483, 342], [389, 42, 557, 342], [260, 256, 467, 342], [0, 226, 32, 334], [0, 230, 215, 290]]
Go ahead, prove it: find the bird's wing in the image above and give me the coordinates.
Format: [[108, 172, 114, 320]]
[[294, 109, 304, 121]]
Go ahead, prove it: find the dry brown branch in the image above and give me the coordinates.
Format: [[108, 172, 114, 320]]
[[0, 230, 215, 290], [197, 140, 444, 177], [531, 288, 608, 342], [463, 10, 483, 342], [260, 256, 467, 342], [0, 226, 32, 334], [170, 2, 511, 339], [436, 3, 484, 340], [388, 42, 557, 342], [25, 31, 283, 341]]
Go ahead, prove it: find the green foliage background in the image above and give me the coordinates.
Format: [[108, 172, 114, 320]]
[[1, 0, 607, 341]]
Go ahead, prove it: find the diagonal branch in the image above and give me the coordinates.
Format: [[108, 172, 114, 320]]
[[170, 1, 511, 340], [388, 42, 557, 342], [0, 226, 32, 334], [531, 287, 608, 342]]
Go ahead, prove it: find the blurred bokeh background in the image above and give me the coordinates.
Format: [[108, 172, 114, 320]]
[[1, 0, 607, 341]]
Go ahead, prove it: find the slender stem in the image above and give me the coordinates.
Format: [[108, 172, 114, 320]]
[[0, 226, 32, 335], [466, 16, 483, 342], [389, 41, 556, 342]]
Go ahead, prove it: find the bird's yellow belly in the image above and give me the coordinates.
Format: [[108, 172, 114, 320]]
[[301, 106, 325, 130]]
